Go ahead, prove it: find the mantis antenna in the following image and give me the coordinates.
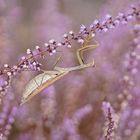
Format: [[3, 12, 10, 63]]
[[20, 36, 99, 105]]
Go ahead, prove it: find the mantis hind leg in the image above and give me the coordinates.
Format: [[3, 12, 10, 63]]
[[76, 41, 99, 66]]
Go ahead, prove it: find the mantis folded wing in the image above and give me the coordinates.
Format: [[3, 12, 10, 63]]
[[20, 38, 99, 105]]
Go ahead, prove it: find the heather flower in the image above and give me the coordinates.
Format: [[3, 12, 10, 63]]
[[102, 101, 119, 140], [116, 23, 140, 140], [0, 1, 28, 140], [0, 2, 139, 76]]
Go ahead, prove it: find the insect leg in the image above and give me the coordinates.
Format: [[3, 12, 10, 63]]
[[57, 40, 99, 72], [76, 41, 99, 65], [52, 51, 62, 68]]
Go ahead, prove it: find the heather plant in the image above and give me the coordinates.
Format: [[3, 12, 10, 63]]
[[0, 0, 140, 140]]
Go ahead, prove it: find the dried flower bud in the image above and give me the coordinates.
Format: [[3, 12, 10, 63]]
[[35, 45, 40, 50], [63, 34, 68, 38], [57, 43, 62, 47], [80, 24, 86, 32], [45, 43, 49, 47], [67, 44, 72, 48], [4, 64, 9, 68], [78, 39, 84, 44], [26, 49, 32, 54], [105, 14, 112, 20], [69, 30, 74, 35], [7, 72, 12, 76], [93, 19, 99, 25], [49, 39, 56, 44]]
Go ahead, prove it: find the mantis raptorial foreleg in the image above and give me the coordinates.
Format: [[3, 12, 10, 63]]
[[77, 43, 99, 65], [77, 34, 99, 65], [54, 40, 99, 71]]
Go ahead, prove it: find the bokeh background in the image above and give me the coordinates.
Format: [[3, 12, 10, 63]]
[[0, 0, 140, 140]]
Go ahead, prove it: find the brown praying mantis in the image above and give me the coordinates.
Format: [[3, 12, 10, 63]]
[[20, 36, 99, 105]]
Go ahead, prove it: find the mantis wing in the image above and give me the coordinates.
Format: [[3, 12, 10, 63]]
[[20, 70, 68, 105]]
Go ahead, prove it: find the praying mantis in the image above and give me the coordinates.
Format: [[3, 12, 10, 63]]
[[20, 36, 99, 105]]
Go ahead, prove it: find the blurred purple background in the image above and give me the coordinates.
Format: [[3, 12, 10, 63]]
[[0, 0, 140, 140]]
